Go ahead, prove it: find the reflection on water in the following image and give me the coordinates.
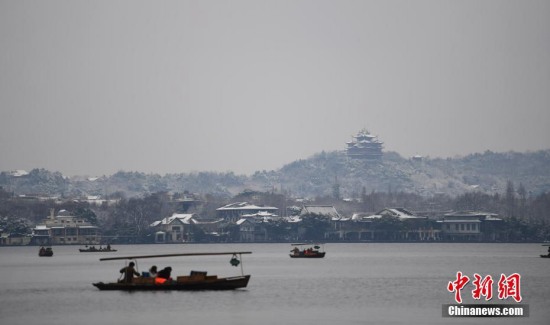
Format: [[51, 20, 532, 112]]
[[0, 243, 548, 325]]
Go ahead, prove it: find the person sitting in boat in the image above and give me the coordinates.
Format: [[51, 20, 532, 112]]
[[155, 266, 172, 284], [39, 246, 45, 254], [149, 265, 158, 277], [119, 262, 140, 283], [292, 247, 300, 256], [106, 244, 111, 250]]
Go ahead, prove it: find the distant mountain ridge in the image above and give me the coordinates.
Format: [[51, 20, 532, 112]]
[[1, 149, 549, 199]]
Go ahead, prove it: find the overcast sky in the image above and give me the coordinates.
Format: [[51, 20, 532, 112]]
[[1, 0, 549, 176]]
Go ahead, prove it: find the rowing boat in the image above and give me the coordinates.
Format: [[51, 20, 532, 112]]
[[92, 251, 252, 291], [289, 243, 326, 258]]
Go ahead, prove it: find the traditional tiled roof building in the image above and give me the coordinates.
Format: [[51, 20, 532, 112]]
[[216, 202, 278, 223], [346, 129, 383, 160], [300, 205, 341, 220]]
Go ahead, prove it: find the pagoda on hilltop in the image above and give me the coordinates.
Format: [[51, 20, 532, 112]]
[[346, 129, 383, 160]]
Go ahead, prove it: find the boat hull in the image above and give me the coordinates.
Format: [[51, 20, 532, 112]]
[[289, 252, 325, 258], [93, 275, 250, 291], [79, 249, 117, 253], [39, 249, 53, 257], [540, 255, 550, 258]]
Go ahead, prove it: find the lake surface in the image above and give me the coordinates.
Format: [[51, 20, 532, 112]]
[[0, 243, 548, 325]]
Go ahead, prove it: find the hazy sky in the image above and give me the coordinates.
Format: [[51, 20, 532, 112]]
[[1, 0, 549, 176]]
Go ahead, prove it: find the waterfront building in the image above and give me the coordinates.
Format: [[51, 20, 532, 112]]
[[346, 129, 383, 160], [149, 213, 197, 243], [216, 202, 278, 223], [0, 232, 31, 245], [365, 208, 439, 241], [329, 208, 439, 241], [149, 213, 227, 243], [236, 218, 269, 242], [300, 205, 341, 219], [438, 211, 503, 241], [31, 209, 99, 245], [233, 211, 279, 242]]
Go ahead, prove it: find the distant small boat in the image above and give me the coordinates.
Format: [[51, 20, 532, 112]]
[[39, 247, 53, 257], [289, 243, 326, 258], [79, 245, 117, 253], [540, 255, 550, 258]]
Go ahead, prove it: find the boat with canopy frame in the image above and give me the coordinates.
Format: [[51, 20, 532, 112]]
[[92, 251, 252, 291], [79, 244, 117, 253], [289, 243, 325, 258]]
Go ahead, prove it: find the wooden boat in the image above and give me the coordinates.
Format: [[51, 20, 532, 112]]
[[79, 245, 117, 253], [39, 247, 53, 257], [93, 274, 250, 291], [92, 251, 252, 291], [289, 243, 325, 258]]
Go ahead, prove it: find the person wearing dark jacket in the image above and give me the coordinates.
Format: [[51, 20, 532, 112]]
[[157, 266, 172, 279], [155, 266, 172, 284], [120, 262, 140, 283]]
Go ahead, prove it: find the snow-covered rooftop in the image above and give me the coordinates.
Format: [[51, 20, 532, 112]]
[[301, 205, 341, 219], [217, 202, 278, 211], [150, 213, 196, 227], [284, 216, 302, 223], [443, 211, 502, 221], [241, 211, 278, 218], [364, 208, 425, 220], [11, 170, 29, 177]]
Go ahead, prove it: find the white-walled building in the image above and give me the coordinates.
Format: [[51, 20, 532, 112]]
[[32, 209, 99, 245]]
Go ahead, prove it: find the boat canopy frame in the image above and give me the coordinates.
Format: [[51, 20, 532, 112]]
[[100, 251, 252, 276], [290, 243, 325, 250]]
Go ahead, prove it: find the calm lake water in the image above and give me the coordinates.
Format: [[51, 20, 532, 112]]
[[0, 243, 548, 325]]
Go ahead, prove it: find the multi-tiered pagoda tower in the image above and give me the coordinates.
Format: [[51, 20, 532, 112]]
[[346, 129, 383, 160]]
